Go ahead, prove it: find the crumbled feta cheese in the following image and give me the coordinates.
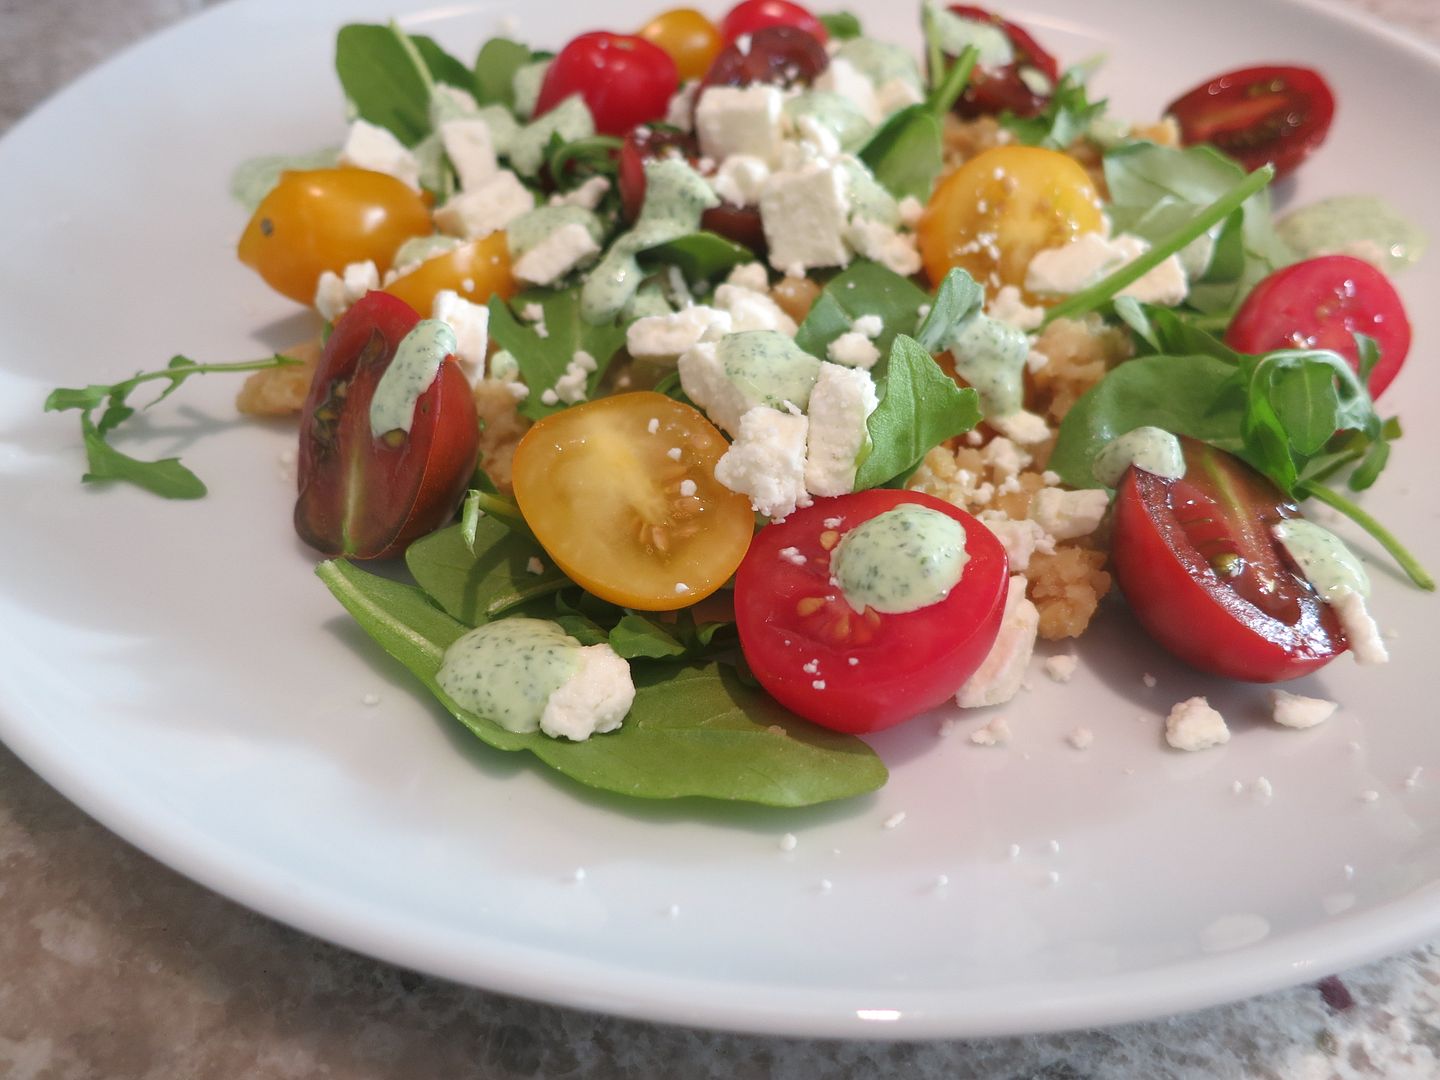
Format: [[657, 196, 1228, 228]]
[[957, 575, 1038, 707], [712, 154, 771, 206], [1025, 232, 1189, 307], [779, 832, 798, 852], [1044, 655, 1078, 683], [1029, 487, 1109, 541], [433, 170, 535, 239], [987, 408, 1051, 446], [713, 283, 797, 335], [314, 259, 380, 322], [969, 716, 1011, 746], [980, 437, 1032, 481], [1331, 589, 1389, 665], [548, 175, 610, 210], [539, 643, 635, 741], [431, 289, 490, 382], [882, 811, 907, 830], [439, 117, 497, 190], [804, 362, 878, 497], [512, 223, 601, 286], [713, 406, 812, 520], [845, 217, 921, 276], [627, 306, 733, 359], [339, 119, 420, 189], [1271, 689, 1338, 729], [851, 314, 884, 339], [726, 262, 770, 293], [666, 80, 699, 132], [1067, 726, 1094, 750], [825, 331, 881, 369], [549, 350, 598, 405], [761, 163, 852, 271], [815, 56, 880, 123], [1165, 696, 1230, 751], [525, 556, 545, 575], [986, 285, 1044, 332], [976, 512, 1055, 573], [778, 546, 806, 566], [695, 85, 786, 165]]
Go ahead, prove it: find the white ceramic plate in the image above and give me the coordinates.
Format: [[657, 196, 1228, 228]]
[[2, 0, 1439, 1040]]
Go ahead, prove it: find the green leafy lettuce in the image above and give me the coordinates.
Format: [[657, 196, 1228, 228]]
[[487, 286, 628, 420]]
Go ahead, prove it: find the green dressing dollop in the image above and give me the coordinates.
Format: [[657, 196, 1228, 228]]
[[947, 313, 1028, 418], [832, 505, 970, 614], [1272, 520, 1370, 599], [1277, 195, 1427, 275], [436, 618, 583, 734], [720, 331, 822, 413], [1093, 427, 1186, 487], [370, 319, 457, 438]]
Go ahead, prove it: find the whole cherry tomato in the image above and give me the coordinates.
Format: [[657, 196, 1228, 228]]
[[1110, 438, 1345, 682], [616, 128, 767, 251], [533, 32, 678, 136], [701, 24, 829, 89], [638, 8, 724, 82], [511, 392, 755, 611], [734, 490, 1009, 734], [237, 168, 432, 305], [943, 5, 1060, 119], [384, 232, 518, 316], [294, 292, 479, 559], [1225, 255, 1411, 398], [1166, 65, 1335, 178], [719, 0, 827, 44]]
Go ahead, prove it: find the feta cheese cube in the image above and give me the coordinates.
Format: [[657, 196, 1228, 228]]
[[431, 289, 490, 382], [1025, 232, 1189, 307], [548, 175, 611, 210], [816, 57, 880, 123], [976, 512, 1054, 573], [695, 85, 786, 166], [713, 283, 797, 335], [826, 331, 881, 369], [712, 154, 771, 207], [988, 408, 1052, 446], [845, 217, 921, 277], [980, 436, 1032, 481], [339, 119, 421, 189], [986, 284, 1044, 332], [1270, 690, 1338, 729], [539, 643, 635, 741], [626, 306, 733, 359], [678, 332, 820, 435], [804, 362, 878, 496], [1029, 487, 1109, 541], [666, 80, 699, 132], [439, 117, 498, 191], [875, 76, 924, 116], [761, 164, 852, 271], [714, 406, 812, 520], [433, 170, 535, 239], [956, 575, 1039, 708], [512, 222, 601, 286], [726, 262, 770, 293], [313, 259, 380, 322], [1165, 696, 1230, 751]]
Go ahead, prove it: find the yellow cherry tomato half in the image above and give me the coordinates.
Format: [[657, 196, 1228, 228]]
[[511, 392, 754, 611], [917, 145, 1104, 298], [637, 8, 723, 83], [383, 232, 517, 314], [237, 167, 432, 305]]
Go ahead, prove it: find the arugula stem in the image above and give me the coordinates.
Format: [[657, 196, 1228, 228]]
[[929, 45, 979, 120], [1299, 482, 1435, 591], [1042, 164, 1275, 325], [923, 4, 944, 93], [473, 491, 533, 539]]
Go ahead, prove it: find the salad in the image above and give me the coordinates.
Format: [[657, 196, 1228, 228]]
[[46, 0, 1432, 808]]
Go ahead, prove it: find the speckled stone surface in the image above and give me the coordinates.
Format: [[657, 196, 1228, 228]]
[[4, 1, 1440, 1076]]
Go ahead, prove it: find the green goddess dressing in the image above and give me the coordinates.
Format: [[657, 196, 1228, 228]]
[[831, 505, 970, 614]]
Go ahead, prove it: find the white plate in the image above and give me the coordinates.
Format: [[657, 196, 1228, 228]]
[[2, 0, 1439, 1041]]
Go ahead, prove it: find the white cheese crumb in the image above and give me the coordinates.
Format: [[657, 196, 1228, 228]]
[[679, 479, 697, 497], [1029, 487, 1109, 541], [525, 557, 544, 575], [361, 692, 380, 707], [812, 679, 827, 690], [1007, 844, 1022, 860], [667, 447, 683, 461], [666, 903, 680, 919], [1344, 864, 1356, 879], [1044, 655, 1078, 684], [851, 314, 884, 338], [825, 330, 882, 369], [1046, 870, 1061, 887], [1360, 789, 1380, 803], [1142, 673, 1158, 688], [778, 546, 806, 566], [1047, 840, 1061, 854], [1270, 689, 1338, 729], [956, 576, 1038, 708], [933, 874, 950, 889], [779, 833, 798, 852], [1165, 696, 1230, 752], [818, 879, 833, 894], [1231, 779, 1244, 795], [939, 717, 962, 738], [969, 717, 1011, 746], [1405, 766, 1424, 789], [647, 417, 660, 434], [1252, 777, 1274, 803], [882, 811, 907, 830], [674, 582, 691, 594], [570, 868, 587, 883], [1331, 589, 1390, 665], [1067, 727, 1094, 750], [823, 517, 843, 528]]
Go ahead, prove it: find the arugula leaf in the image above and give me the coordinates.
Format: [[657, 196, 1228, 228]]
[[317, 560, 887, 806], [405, 519, 567, 625], [473, 37, 532, 108], [334, 24, 433, 146], [926, 44, 978, 119], [641, 231, 754, 281], [912, 267, 984, 353], [819, 11, 863, 38], [46, 354, 301, 500], [857, 105, 944, 203], [487, 286, 628, 420], [854, 335, 982, 490], [409, 34, 473, 90], [608, 613, 690, 659], [793, 261, 929, 360], [1001, 69, 1106, 149]]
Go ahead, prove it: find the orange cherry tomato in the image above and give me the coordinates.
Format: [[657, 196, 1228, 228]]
[[383, 232, 517, 314], [917, 145, 1104, 297], [638, 8, 724, 83], [511, 392, 754, 611], [237, 168, 432, 305]]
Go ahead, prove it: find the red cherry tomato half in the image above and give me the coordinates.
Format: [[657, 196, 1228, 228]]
[[734, 490, 1009, 734], [533, 32, 678, 136], [1111, 438, 1344, 682], [617, 127, 768, 252], [1225, 255, 1411, 398], [701, 24, 829, 89], [1165, 65, 1335, 178], [945, 5, 1060, 119], [719, 0, 827, 45], [294, 292, 480, 560]]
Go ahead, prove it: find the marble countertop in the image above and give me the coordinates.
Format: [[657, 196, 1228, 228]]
[[5, 1, 1440, 1076]]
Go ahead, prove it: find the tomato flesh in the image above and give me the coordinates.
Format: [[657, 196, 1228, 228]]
[[719, 0, 827, 45], [534, 31, 678, 136], [617, 127, 767, 251], [701, 24, 829, 89], [943, 5, 1060, 119], [1111, 439, 1344, 682], [295, 292, 480, 559], [511, 392, 755, 611], [1166, 65, 1335, 178], [1225, 254, 1411, 398], [734, 490, 1009, 734]]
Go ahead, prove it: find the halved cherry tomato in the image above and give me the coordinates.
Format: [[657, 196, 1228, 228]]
[[638, 8, 724, 82], [701, 24, 829, 89], [1166, 65, 1335, 178], [1225, 254, 1411, 398], [617, 128, 768, 251], [918, 145, 1104, 295], [719, 0, 827, 45], [237, 168, 432, 305], [943, 5, 1060, 119], [383, 232, 517, 316], [533, 32, 678, 136], [295, 292, 480, 559], [734, 490, 1009, 734], [1111, 438, 1344, 682], [510, 392, 754, 611]]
